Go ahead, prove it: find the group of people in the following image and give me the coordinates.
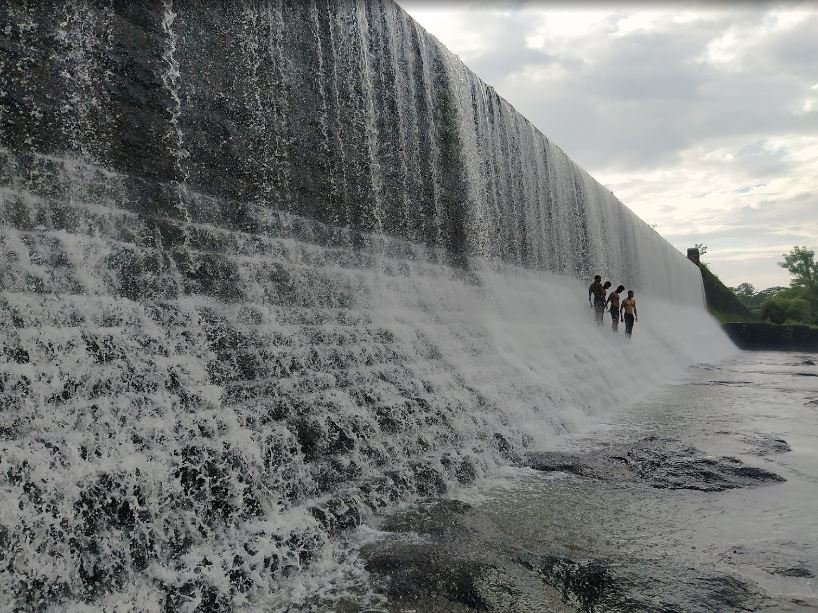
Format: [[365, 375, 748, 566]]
[[588, 275, 638, 337]]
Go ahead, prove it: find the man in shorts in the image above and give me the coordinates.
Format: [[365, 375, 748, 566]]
[[621, 290, 638, 338], [606, 285, 625, 332], [588, 275, 609, 326]]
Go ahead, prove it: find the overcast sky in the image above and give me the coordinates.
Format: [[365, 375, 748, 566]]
[[402, 1, 818, 289]]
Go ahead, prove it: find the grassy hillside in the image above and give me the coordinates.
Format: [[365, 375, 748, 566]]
[[697, 263, 753, 322]]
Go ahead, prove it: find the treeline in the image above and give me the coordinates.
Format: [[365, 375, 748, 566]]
[[731, 246, 817, 326]]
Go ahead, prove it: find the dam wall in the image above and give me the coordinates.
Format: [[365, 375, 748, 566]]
[[1, 0, 703, 297], [0, 1, 734, 609]]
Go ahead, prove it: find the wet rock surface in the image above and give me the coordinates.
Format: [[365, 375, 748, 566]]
[[742, 433, 792, 456], [361, 495, 774, 613], [515, 553, 620, 612], [719, 542, 815, 570], [694, 379, 754, 386], [770, 566, 815, 578], [363, 502, 526, 611], [365, 544, 495, 610], [694, 574, 766, 611], [362, 499, 613, 612], [526, 436, 785, 491]]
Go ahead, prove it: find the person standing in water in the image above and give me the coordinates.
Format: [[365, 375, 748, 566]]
[[588, 276, 609, 326], [621, 290, 638, 338], [606, 285, 625, 332]]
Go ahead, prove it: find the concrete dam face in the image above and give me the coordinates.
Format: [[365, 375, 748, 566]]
[[0, 1, 735, 609]]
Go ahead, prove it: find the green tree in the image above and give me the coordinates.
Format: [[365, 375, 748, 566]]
[[733, 282, 755, 298], [779, 246, 817, 290], [731, 284, 789, 319], [755, 286, 788, 300], [779, 246, 818, 321], [786, 297, 813, 323], [760, 295, 812, 324]]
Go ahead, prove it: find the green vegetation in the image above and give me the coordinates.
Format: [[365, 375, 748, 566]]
[[730, 246, 817, 326], [715, 246, 818, 350], [696, 261, 752, 322], [732, 284, 786, 313], [691, 244, 817, 326], [760, 295, 811, 324], [779, 245, 818, 319]]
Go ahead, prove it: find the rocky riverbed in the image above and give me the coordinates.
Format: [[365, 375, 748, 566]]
[[314, 351, 818, 612]]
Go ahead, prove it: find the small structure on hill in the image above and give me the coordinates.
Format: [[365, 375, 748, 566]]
[[687, 248, 700, 264]]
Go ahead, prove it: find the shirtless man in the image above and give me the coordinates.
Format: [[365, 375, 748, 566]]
[[606, 285, 625, 332], [588, 276, 610, 326], [621, 290, 638, 338]]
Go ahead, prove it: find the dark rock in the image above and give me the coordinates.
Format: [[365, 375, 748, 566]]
[[525, 451, 597, 478], [768, 566, 814, 578], [411, 462, 448, 497], [697, 574, 765, 611], [163, 579, 230, 613], [743, 433, 792, 456], [526, 437, 785, 492], [365, 545, 493, 608], [9, 345, 30, 364], [455, 457, 478, 485], [309, 497, 362, 536], [493, 432, 520, 463], [381, 499, 472, 538], [622, 439, 785, 491], [516, 553, 617, 612]]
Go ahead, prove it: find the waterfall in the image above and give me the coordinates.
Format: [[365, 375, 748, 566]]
[[0, 1, 735, 609], [160, 0, 191, 229]]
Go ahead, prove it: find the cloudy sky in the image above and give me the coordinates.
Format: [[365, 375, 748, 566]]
[[402, 1, 818, 290]]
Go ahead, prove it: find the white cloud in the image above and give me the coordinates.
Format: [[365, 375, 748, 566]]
[[801, 97, 818, 113], [506, 63, 568, 85], [771, 8, 813, 29], [703, 28, 741, 66], [404, 7, 489, 61], [531, 8, 615, 41]]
